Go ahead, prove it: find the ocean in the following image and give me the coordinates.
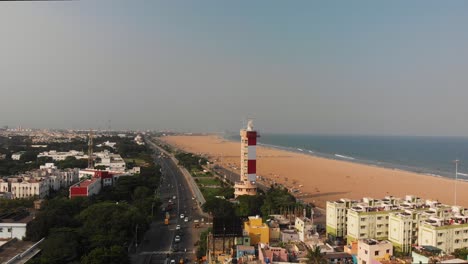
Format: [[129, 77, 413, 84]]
[[225, 133, 468, 180]]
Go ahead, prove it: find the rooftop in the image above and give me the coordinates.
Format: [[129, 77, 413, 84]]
[[71, 178, 98, 188]]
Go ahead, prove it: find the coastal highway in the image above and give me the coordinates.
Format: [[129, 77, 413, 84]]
[[132, 141, 209, 264]]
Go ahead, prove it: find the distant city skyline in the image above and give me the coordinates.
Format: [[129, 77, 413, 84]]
[[2, 1, 468, 136]]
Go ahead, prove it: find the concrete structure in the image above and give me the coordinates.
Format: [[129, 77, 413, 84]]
[[69, 178, 101, 198], [280, 229, 299, 243], [37, 150, 87, 161], [327, 195, 468, 255], [236, 245, 255, 261], [0, 211, 34, 240], [357, 239, 393, 264], [326, 199, 357, 239], [11, 152, 25, 160], [94, 151, 126, 172], [295, 216, 315, 242], [323, 252, 354, 264], [244, 215, 270, 245], [258, 243, 288, 264], [234, 120, 257, 198]]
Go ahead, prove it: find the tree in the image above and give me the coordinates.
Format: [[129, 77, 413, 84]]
[[81, 245, 130, 264], [453, 247, 468, 260], [202, 198, 235, 218], [261, 186, 296, 216], [305, 246, 327, 264], [235, 195, 265, 217], [38, 228, 81, 264]]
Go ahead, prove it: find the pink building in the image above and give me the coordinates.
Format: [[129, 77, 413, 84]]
[[258, 243, 288, 264]]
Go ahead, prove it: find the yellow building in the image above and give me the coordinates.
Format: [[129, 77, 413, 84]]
[[244, 216, 269, 245]]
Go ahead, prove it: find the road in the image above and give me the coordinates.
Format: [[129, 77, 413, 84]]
[[131, 141, 210, 264]]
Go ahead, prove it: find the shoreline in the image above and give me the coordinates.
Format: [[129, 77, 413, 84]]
[[161, 135, 468, 208], [221, 133, 460, 181]]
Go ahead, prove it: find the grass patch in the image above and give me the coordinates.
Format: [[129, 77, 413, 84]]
[[196, 178, 222, 186], [200, 187, 223, 199]]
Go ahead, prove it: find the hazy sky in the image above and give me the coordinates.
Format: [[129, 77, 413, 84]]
[[1, 1, 468, 136]]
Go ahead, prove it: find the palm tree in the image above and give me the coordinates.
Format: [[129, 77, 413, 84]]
[[305, 246, 327, 264]]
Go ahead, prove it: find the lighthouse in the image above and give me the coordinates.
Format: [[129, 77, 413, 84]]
[[234, 120, 258, 198]]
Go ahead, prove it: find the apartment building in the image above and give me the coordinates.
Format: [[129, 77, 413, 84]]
[[328, 195, 468, 255], [417, 206, 468, 254], [326, 199, 356, 239], [37, 150, 87, 161], [346, 196, 404, 243], [295, 216, 315, 242]]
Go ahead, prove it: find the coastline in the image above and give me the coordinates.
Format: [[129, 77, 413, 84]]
[[161, 134, 468, 208], [223, 133, 458, 180]]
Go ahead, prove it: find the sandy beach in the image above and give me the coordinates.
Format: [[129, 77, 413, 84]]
[[161, 135, 467, 208]]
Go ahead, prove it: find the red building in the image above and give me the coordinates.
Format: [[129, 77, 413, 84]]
[[69, 178, 101, 198]]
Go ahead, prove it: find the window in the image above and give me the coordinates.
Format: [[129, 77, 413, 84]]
[[361, 225, 366, 229], [437, 242, 443, 246], [7, 228, 12, 232], [455, 239, 460, 244], [386, 249, 390, 254], [386, 216, 389, 219], [463, 239, 468, 243], [377, 232, 382, 236], [456, 231, 460, 235], [361, 218, 366, 221], [365, 250, 368, 255], [438, 233, 443, 237], [0, 228, 2, 232], [377, 216, 382, 220]]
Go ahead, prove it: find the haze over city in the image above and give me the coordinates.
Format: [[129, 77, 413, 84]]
[[2, 1, 468, 136]]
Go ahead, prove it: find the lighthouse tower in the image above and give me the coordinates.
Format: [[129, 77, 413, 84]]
[[234, 120, 258, 198]]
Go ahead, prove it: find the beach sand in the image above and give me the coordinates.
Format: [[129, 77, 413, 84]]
[[161, 135, 466, 208]]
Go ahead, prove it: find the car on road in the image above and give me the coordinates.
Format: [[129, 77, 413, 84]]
[[176, 224, 181, 230], [174, 235, 181, 242], [180, 213, 184, 219], [170, 260, 175, 264], [184, 217, 189, 222], [173, 195, 176, 199]]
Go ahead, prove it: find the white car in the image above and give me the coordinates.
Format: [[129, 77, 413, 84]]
[[173, 195, 176, 199], [180, 214, 185, 219], [184, 217, 189, 222], [174, 235, 181, 242], [176, 225, 181, 230], [171, 260, 175, 264]]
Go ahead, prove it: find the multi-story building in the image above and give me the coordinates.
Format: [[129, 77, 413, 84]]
[[326, 199, 356, 239], [357, 239, 393, 264], [244, 215, 270, 245], [328, 195, 468, 255], [10, 177, 49, 199], [69, 178, 102, 198], [37, 150, 87, 161], [0, 210, 34, 240], [94, 151, 126, 172], [295, 216, 315, 242]]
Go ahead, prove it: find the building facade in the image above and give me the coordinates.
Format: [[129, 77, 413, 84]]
[[244, 216, 270, 245], [357, 239, 393, 264]]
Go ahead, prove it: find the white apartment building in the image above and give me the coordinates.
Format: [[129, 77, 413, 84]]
[[37, 150, 88, 161], [326, 199, 356, 239], [328, 195, 468, 255], [295, 216, 315, 242], [94, 151, 126, 172], [357, 239, 393, 264], [1, 166, 79, 199], [417, 206, 468, 254]]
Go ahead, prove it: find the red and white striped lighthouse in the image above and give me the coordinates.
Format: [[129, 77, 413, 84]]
[[235, 120, 258, 197]]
